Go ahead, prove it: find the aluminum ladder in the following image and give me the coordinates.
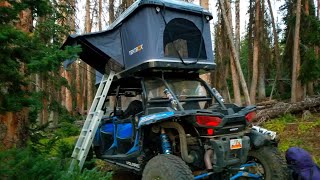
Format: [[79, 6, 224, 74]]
[[69, 71, 115, 171]]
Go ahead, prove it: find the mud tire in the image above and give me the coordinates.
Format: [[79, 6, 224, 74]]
[[142, 154, 193, 180], [246, 146, 288, 180]]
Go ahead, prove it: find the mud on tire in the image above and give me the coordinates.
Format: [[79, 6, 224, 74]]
[[246, 146, 288, 180], [142, 154, 193, 180]]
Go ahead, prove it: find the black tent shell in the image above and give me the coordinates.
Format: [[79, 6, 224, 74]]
[[62, 0, 215, 76]]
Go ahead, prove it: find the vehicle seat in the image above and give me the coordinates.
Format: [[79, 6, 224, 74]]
[[123, 100, 143, 117], [182, 101, 201, 110]]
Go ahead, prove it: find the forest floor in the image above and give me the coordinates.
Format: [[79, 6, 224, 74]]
[[262, 113, 320, 165]]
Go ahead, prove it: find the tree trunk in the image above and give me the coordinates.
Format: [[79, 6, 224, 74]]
[[248, 0, 254, 87], [76, 62, 82, 114], [0, 2, 31, 148], [87, 66, 93, 111], [99, 0, 102, 31], [317, 0, 320, 20], [219, 0, 251, 105], [214, 11, 231, 103], [267, 0, 282, 99], [85, 0, 92, 33], [60, 68, 66, 107], [81, 65, 86, 114], [65, 70, 73, 112], [68, 0, 76, 33], [41, 76, 48, 124], [250, 0, 260, 104], [0, 109, 29, 149], [226, 0, 242, 105], [291, 0, 302, 102], [255, 96, 320, 124], [85, 0, 93, 112], [109, 0, 115, 24], [199, 0, 211, 86], [258, 0, 265, 100], [235, 0, 240, 52], [258, 58, 266, 100]]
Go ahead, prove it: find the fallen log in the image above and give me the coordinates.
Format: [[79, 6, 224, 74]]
[[254, 96, 320, 125], [256, 100, 278, 110]]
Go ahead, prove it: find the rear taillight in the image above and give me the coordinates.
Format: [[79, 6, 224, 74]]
[[245, 111, 256, 122], [196, 115, 222, 127]]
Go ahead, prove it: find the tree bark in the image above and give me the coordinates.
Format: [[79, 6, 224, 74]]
[[85, 0, 93, 112], [0, 109, 29, 149], [248, 0, 254, 87], [219, 0, 251, 105], [200, 0, 209, 9], [267, 0, 282, 100], [258, 0, 266, 100], [291, 0, 302, 103], [0, 2, 31, 148], [81, 64, 86, 115], [65, 70, 73, 112], [214, 11, 231, 103], [250, 0, 260, 104], [109, 0, 115, 24], [199, 0, 211, 86], [99, 0, 102, 31], [226, 0, 242, 105], [76, 62, 82, 114], [41, 76, 48, 124], [255, 96, 320, 124], [85, 0, 92, 33]]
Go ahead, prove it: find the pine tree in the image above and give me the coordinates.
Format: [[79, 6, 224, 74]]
[[0, 0, 80, 148]]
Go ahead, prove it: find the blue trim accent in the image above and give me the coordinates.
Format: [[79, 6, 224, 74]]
[[230, 171, 262, 180], [126, 131, 140, 154], [194, 172, 213, 180], [116, 123, 133, 139], [100, 123, 114, 134], [240, 162, 257, 168], [108, 117, 119, 150], [138, 111, 175, 128]]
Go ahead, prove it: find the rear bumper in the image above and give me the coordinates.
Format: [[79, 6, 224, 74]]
[[210, 135, 250, 172]]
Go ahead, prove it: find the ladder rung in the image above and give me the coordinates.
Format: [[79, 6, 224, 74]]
[[70, 72, 115, 171]]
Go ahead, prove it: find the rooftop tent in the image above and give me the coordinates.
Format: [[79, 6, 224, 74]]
[[62, 0, 215, 75]]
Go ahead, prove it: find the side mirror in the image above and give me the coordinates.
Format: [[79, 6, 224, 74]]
[[212, 88, 225, 103]]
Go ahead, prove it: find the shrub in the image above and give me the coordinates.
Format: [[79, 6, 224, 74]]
[[0, 148, 112, 180]]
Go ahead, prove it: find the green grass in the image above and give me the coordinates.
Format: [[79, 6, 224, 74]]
[[262, 113, 320, 166]]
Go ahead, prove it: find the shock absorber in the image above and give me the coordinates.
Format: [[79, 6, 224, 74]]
[[163, 88, 178, 110], [160, 128, 172, 154]]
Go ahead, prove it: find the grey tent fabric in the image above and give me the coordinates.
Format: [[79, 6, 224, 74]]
[[85, 29, 123, 66], [62, 0, 214, 74]]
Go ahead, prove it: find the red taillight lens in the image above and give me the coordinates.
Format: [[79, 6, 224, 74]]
[[245, 111, 256, 122], [196, 115, 222, 127]]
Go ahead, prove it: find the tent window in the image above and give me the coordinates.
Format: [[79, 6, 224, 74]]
[[163, 18, 207, 59]]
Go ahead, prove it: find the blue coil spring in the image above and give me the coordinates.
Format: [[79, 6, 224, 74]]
[[160, 134, 172, 154]]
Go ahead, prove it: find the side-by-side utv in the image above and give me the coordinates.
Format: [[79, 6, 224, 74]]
[[63, 0, 288, 179]]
